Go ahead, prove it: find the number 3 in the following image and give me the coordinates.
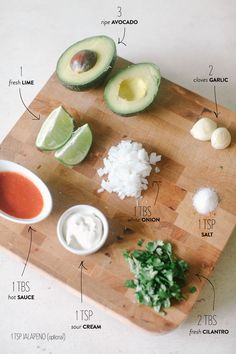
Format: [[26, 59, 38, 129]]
[[117, 6, 122, 17]]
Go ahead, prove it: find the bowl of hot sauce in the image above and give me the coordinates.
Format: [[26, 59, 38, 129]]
[[0, 160, 53, 224]]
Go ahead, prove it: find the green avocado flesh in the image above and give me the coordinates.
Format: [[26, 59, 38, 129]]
[[104, 63, 161, 116], [56, 35, 116, 91]]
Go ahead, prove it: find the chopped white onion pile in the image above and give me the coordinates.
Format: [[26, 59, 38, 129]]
[[97, 140, 161, 199]]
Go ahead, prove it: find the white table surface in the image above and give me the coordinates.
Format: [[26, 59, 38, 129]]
[[0, 1, 236, 353]]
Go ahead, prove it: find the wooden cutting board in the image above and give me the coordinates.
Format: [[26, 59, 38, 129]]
[[0, 57, 236, 333]]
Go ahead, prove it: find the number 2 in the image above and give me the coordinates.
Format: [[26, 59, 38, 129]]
[[197, 314, 202, 325], [209, 65, 213, 76]]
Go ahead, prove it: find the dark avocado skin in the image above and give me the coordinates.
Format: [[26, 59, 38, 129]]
[[58, 55, 117, 91]]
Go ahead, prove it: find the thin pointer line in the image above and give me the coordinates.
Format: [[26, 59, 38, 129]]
[[118, 27, 127, 46], [79, 261, 87, 303], [21, 229, 33, 277], [154, 182, 160, 205], [213, 86, 219, 118], [19, 88, 40, 120], [80, 267, 83, 303], [196, 273, 216, 311]]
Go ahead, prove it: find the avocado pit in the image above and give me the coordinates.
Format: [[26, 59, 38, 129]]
[[56, 35, 116, 90], [118, 77, 147, 101], [70, 50, 97, 73]]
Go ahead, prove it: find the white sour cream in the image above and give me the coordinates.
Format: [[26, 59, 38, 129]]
[[63, 211, 103, 250]]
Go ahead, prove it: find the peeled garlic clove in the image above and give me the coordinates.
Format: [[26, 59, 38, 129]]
[[211, 127, 231, 149], [190, 117, 217, 141]]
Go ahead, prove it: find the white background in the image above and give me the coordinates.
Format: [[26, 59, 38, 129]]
[[0, 1, 236, 353]]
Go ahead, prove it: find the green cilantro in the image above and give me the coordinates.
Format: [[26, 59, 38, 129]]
[[137, 239, 144, 247], [124, 279, 136, 289], [123, 240, 189, 313], [189, 286, 197, 293]]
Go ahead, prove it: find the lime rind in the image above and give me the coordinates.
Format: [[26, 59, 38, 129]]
[[36, 106, 74, 150], [55, 124, 92, 166]]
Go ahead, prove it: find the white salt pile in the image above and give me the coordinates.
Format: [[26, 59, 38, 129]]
[[192, 187, 219, 215]]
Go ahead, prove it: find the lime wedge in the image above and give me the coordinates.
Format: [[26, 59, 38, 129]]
[[36, 106, 74, 150], [55, 124, 92, 165]]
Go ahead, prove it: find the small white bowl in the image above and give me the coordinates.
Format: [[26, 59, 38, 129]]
[[57, 205, 109, 256], [0, 160, 53, 224]]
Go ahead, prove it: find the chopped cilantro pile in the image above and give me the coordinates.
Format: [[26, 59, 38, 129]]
[[123, 240, 189, 313]]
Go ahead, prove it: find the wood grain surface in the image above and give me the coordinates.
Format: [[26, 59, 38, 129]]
[[0, 57, 236, 333]]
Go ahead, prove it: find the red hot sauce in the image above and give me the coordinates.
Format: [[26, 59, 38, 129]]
[[0, 172, 43, 219]]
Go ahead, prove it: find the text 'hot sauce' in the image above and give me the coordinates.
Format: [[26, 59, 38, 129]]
[[0, 172, 43, 219]]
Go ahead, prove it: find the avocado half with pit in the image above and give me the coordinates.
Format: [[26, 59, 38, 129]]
[[104, 63, 161, 116], [56, 35, 116, 91]]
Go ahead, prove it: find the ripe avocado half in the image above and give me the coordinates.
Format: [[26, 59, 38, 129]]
[[104, 63, 161, 116], [56, 35, 116, 91]]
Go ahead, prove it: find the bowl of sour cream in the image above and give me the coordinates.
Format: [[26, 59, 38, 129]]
[[57, 205, 109, 255]]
